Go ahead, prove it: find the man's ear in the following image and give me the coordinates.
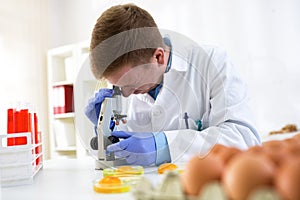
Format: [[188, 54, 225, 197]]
[[152, 48, 165, 64]]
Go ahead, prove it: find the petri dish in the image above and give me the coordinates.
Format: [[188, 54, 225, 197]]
[[103, 165, 144, 177], [93, 176, 131, 193]]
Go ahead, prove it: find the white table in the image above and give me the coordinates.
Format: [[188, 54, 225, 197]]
[[4, 132, 296, 200], [1, 157, 145, 200]]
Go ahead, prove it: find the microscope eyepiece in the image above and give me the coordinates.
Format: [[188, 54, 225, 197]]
[[113, 86, 122, 96]]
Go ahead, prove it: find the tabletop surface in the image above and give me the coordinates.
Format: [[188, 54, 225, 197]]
[[1, 157, 159, 200], [2, 132, 298, 200]]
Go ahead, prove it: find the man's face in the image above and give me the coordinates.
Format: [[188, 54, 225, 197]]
[[106, 48, 167, 97], [106, 62, 164, 97]]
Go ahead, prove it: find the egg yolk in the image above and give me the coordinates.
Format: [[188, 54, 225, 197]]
[[99, 176, 122, 186], [158, 163, 178, 174], [116, 166, 134, 173], [94, 176, 130, 193]]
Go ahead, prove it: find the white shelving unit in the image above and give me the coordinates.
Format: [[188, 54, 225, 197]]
[[47, 41, 90, 159]]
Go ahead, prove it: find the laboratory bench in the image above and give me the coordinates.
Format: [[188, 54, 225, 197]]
[[2, 132, 299, 200], [1, 157, 149, 200]]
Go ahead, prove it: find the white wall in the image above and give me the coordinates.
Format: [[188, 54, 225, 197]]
[[0, 0, 50, 157], [49, 0, 300, 137], [1, 0, 297, 152]]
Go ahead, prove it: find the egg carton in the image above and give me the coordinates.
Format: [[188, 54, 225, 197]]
[[0, 132, 43, 187], [132, 171, 280, 200]]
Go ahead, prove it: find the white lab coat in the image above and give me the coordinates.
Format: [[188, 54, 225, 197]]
[[117, 35, 261, 163]]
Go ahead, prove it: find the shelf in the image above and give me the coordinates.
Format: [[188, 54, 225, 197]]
[[55, 146, 77, 152], [54, 112, 75, 119], [52, 81, 73, 87], [47, 44, 75, 57], [48, 41, 90, 160]]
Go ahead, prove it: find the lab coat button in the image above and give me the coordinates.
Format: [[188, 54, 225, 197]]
[[151, 105, 166, 131], [153, 108, 161, 116]]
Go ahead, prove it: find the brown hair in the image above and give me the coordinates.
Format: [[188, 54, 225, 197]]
[[90, 4, 164, 79]]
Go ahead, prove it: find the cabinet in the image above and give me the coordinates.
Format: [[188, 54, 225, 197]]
[[47, 41, 91, 159]]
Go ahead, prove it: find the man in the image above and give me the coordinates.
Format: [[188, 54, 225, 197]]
[[85, 4, 261, 166]]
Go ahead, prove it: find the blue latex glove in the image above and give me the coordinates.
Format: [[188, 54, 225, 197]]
[[84, 88, 114, 126], [110, 119, 116, 132], [107, 131, 156, 166]]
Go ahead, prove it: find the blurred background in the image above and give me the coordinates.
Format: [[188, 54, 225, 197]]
[[0, 0, 299, 159]]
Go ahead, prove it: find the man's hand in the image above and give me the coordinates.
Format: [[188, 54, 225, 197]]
[[84, 88, 114, 126], [107, 131, 156, 166]]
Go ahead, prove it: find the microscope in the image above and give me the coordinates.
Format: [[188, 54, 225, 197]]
[[90, 86, 128, 170]]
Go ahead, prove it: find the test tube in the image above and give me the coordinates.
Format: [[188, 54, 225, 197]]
[[7, 108, 15, 146]]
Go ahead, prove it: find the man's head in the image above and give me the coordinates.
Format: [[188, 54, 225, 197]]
[[90, 4, 168, 97]]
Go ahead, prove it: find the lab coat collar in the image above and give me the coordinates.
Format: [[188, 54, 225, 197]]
[[168, 53, 189, 72]]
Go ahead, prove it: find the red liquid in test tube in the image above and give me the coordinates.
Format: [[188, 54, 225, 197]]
[[7, 108, 15, 146]]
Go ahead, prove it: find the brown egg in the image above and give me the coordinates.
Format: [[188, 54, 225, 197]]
[[284, 137, 300, 146], [284, 137, 300, 155], [293, 133, 300, 141], [244, 145, 284, 167], [208, 144, 241, 165], [217, 147, 242, 165], [181, 155, 224, 196], [243, 143, 286, 167], [209, 144, 228, 154], [263, 148, 288, 167], [275, 159, 300, 200], [263, 140, 287, 150], [262, 140, 290, 166], [222, 153, 276, 200], [246, 145, 265, 154]]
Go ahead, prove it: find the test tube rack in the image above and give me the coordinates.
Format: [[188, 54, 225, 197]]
[[0, 132, 43, 187]]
